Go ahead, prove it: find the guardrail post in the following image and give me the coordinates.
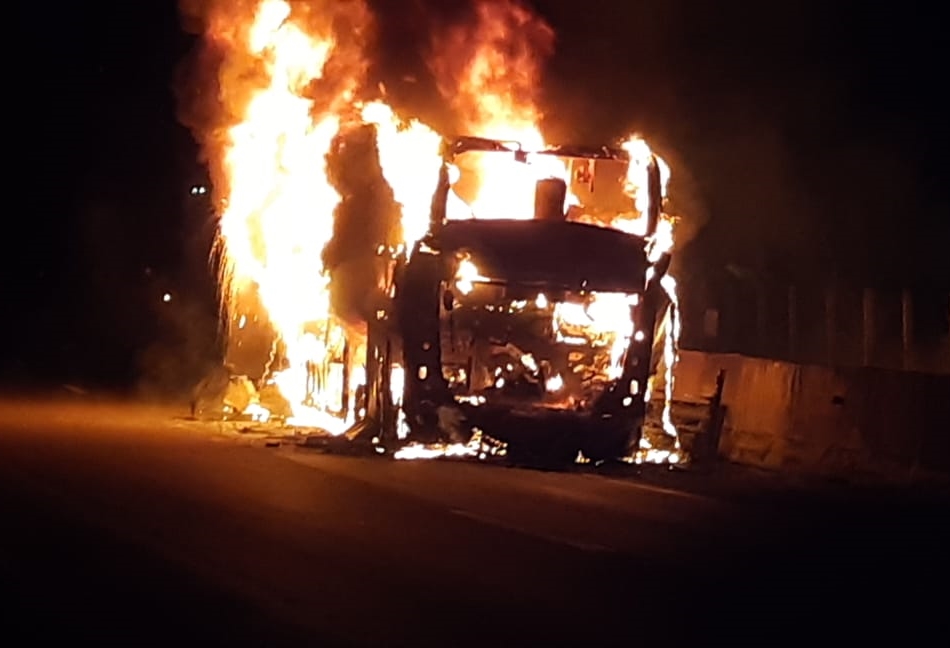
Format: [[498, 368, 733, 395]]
[[901, 289, 914, 371], [825, 285, 836, 366], [862, 288, 875, 367], [788, 285, 798, 361], [701, 369, 727, 469]]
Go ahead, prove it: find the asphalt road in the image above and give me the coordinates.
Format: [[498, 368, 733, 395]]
[[1, 397, 947, 646]]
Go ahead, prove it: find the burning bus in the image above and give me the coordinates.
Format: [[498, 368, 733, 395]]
[[193, 128, 681, 465], [180, 0, 684, 464], [348, 136, 678, 463]]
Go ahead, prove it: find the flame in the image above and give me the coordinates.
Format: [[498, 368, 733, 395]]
[[565, 133, 682, 463], [188, 0, 374, 433], [428, 0, 570, 220], [393, 442, 477, 461], [622, 135, 682, 458], [659, 275, 682, 445], [545, 373, 564, 392], [183, 0, 685, 463], [454, 256, 485, 295], [585, 135, 674, 248], [620, 138, 682, 460], [360, 101, 443, 254], [393, 428, 507, 461]]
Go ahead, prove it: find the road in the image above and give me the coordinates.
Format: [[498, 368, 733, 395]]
[[1, 397, 946, 646]]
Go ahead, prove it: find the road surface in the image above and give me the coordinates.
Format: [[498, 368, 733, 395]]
[[1, 397, 946, 646]]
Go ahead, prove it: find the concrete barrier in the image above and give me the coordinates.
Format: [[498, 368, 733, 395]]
[[674, 350, 950, 478]]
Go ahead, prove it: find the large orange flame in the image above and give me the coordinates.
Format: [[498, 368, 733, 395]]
[[360, 101, 443, 254], [188, 0, 373, 430], [428, 0, 569, 220], [181, 0, 685, 461]]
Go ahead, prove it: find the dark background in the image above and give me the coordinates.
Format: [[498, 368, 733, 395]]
[[8, 0, 948, 392]]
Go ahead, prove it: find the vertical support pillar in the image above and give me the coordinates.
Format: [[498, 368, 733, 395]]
[[862, 288, 875, 367], [825, 285, 836, 367], [381, 339, 393, 436], [341, 339, 351, 420], [901, 289, 914, 371], [756, 282, 767, 357], [788, 285, 798, 361], [946, 294, 950, 373]]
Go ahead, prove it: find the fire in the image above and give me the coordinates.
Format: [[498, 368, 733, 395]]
[[454, 255, 485, 295], [428, 0, 570, 220], [659, 275, 682, 441], [393, 428, 507, 461], [620, 137, 682, 462], [186, 0, 374, 433], [181, 0, 685, 463], [359, 101, 443, 254]]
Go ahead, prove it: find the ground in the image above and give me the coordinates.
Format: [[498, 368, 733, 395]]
[[1, 395, 947, 646]]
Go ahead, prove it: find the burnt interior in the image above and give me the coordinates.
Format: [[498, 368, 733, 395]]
[[439, 278, 643, 416], [397, 218, 656, 434], [358, 138, 670, 459]]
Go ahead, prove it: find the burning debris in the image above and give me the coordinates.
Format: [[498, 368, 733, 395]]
[[177, 0, 687, 466]]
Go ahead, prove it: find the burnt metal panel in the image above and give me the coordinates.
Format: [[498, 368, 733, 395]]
[[432, 220, 649, 293]]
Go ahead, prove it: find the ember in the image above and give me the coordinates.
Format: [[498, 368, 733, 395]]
[[179, 0, 685, 465]]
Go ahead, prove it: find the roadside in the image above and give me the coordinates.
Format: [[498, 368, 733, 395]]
[[3, 391, 946, 507], [170, 407, 950, 506]]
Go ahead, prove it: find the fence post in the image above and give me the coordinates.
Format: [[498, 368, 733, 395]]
[[862, 287, 875, 367], [341, 339, 351, 420], [901, 289, 914, 371], [825, 285, 836, 366], [756, 282, 767, 356], [787, 285, 798, 361], [703, 369, 727, 470], [945, 294, 950, 373]]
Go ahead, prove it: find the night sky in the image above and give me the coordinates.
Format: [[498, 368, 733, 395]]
[[8, 0, 948, 389]]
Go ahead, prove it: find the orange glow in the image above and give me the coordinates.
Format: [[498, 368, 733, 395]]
[[195, 0, 372, 432], [360, 101, 443, 255], [428, 0, 572, 220]]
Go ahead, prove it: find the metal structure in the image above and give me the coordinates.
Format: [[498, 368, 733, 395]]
[[349, 136, 672, 462]]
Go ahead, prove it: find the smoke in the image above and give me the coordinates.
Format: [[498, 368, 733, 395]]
[[174, 0, 378, 378], [295, 0, 373, 117], [650, 139, 708, 256], [323, 122, 402, 330], [426, 0, 555, 134], [174, 0, 374, 236], [173, 0, 710, 357], [175, 0, 258, 209], [136, 291, 223, 402], [135, 184, 223, 401], [420, 0, 708, 254]]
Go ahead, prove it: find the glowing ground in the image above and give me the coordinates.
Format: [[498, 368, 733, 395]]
[[1, 396, 946, 645]]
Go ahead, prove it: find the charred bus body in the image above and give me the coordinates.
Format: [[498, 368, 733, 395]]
[[352, 137, 673, 462]]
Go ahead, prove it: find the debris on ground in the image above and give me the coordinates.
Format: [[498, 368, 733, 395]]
[[258, 382, 293, 419]]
